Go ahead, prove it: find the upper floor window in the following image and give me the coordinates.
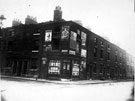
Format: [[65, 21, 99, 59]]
[[94, 37, 97, 43], [100, 41, 104, 46], [100, 49, 103, 58], [107, 44, 110, 52], [107, 52, 110, 60], [54, 26, 61, 32], [115, 50, 118, 62], [9, 30, 15, 37], [94, 47, 97, 57], [32, 39, 39, 50], [120, 53, 122, 63]]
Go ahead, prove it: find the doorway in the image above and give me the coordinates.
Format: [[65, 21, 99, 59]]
[[61, 62, 71, 79], [16, 61, 22, 76]]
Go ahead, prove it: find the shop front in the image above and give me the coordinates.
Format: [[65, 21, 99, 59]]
[[46, 56, 88, 80]]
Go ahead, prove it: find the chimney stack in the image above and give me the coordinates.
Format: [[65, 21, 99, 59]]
[[53, 6, 62, 21], [25, 15, 37, 25], [12, 19, 22, 26]]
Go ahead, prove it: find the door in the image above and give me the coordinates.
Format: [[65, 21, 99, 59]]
[[89, 64, 93, 79], [22, 61, 28, 76], [61, 62, 71, 79], [12, 60, 17, 75], [17, 61, 22, 76]]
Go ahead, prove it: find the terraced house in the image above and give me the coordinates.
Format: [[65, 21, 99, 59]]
[[0, 6, 134, 80]]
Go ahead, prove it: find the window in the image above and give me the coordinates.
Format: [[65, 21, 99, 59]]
[[54, 26, 61, 32], [52, 38, 60, 50], [101, 41, 104, 46], [32, 39, 39, 50], [100, 64, 103, 73], [76, 41, 80, 53], [94, 47, 97, 57], [31, 58, 38, 69], [48, 60, 61, 74], [120, 53, 122, 63], [94, 37, 97, 43], [107, 52, 110, 60], [7, 41, 13, 51], [100, 49, 103, 58], [9, 30, 15, 37], [107, 45, 110, 49], [115, 51, 118, 62]]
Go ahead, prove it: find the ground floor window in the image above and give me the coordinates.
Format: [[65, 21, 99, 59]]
[[72, 64, 79, 76], [29, 58, 38, 77], [48, 60, 61, 75], [72, 60, 80, 76]]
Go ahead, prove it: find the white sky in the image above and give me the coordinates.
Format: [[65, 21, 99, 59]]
[[0, 0, 135, 57]]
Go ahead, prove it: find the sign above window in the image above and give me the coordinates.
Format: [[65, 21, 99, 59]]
[[69, 50, 76, 55]]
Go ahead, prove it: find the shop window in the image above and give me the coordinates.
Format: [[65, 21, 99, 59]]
[[31, 58, 38, 70], [81, 61, 86, 69], [5, 59, 12, 67], [72, 61, 79, 76], [67, 64, 70, 70], [48, 60, 61, 74]]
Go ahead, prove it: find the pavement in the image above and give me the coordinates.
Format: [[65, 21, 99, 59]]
[[0, 75, 132, 85]]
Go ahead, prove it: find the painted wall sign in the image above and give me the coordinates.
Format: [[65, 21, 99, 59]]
[[45, 30, 52, 42], [81, 49, 87, 57], [72, 64, 79, 76], [61, 26, 69, 40], [69, 50, 76, 55], [70, 31, 77, 41], [81, 32, 86, 46], [62, 50, 68, 52]]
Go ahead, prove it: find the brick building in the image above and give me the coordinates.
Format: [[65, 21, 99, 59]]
[[0, 6, 134, 80]]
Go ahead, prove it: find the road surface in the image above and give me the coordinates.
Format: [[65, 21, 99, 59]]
[[0, 79, 134, 101]]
